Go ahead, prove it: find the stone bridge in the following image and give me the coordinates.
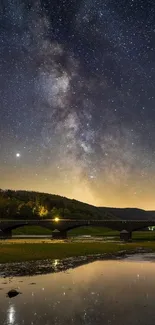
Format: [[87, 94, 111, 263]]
[[0, 219, 155, 241]]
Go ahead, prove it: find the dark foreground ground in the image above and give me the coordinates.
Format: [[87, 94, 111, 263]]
[[0, 239, 155, 263], [0, 241, 153, 277]]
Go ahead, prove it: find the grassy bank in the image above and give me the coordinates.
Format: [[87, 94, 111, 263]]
[[0, 241, 155, 264], [13, 226, 155, 239], [12, 226, 118, 236]]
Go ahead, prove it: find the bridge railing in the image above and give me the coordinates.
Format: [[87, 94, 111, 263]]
[[0, 219, 155, 223]]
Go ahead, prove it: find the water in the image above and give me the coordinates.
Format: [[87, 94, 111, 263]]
[[1, 254, 155, 325], [12, 235, 115, 242], [12, 235, 52, 238]]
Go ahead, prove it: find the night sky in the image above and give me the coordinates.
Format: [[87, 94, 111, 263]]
[[1, 0, 155, 209]]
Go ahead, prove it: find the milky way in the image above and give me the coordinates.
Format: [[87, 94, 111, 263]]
[[1, 0, 155, 208]]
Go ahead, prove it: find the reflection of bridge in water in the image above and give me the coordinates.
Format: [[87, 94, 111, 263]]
[[0, 219, 155, 241]]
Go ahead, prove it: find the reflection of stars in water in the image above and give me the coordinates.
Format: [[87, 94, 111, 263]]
[[89, 175, 95, 179]]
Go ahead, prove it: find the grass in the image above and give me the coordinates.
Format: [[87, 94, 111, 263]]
[[13, 226, 155, 240], [13, 226, 52, 235], [0, 240, 155, 264], [4, 226, 155, 265], [69, 227, 119, 237], [12, 226, 120, 236], [133, 231, 155, 241]]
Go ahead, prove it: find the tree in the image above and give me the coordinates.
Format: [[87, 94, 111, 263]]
[[0, 197, 8, 218], [18, 203, 34, 219], [6, 199, 19, 218], [51, 207, 60, 218]]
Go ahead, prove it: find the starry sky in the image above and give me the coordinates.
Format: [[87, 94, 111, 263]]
[[1, 0, 155, 209]]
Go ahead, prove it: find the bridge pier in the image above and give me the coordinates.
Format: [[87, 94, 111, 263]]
[[52, 230, 67, 240], [0, 229, 12, 239], [120, 230, 132, 242]]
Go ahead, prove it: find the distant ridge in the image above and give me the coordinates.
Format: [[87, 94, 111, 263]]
[[98, 207, 155, 221]]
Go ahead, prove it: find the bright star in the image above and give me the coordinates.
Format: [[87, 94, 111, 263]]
[[16, 153, 21, 158]]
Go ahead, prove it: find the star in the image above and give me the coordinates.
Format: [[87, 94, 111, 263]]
[[16, 153, 21, 158], [0, 0, 155, 209]]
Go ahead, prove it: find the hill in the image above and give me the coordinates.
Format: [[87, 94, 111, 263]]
[[0, 189, 154, 221], [98, 207, 155, 221], [0, 189, 117, 220]]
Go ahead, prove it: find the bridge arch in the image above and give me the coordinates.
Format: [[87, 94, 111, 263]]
[[64, 221, 122, 233], [68, 225, 120, 237], [131, 224, 155, 232], [4, 224, 54, 235]]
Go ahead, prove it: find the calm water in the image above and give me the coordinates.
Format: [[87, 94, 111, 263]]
[[1, 254, 155, 325]]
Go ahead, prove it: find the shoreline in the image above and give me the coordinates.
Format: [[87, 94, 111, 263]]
[[0, 246, 153, 277]]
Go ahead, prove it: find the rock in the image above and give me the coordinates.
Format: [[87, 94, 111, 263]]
[[29, 283, 36, 285], [7, 289, 21, 298]]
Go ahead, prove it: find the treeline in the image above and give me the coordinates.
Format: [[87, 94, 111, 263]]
[[0, 189, 115, 220]]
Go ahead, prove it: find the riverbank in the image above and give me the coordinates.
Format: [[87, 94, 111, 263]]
[[12, 226, 155, 241], [0, 240, 155, 265], [1, 253, 155, 325]]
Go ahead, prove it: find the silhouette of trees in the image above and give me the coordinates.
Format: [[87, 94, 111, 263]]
[[0, 197, 8, 218], [0, 189, 107, 220], [18, 203, 34, 219]]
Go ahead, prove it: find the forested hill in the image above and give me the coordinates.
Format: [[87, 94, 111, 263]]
[[0, 189, 154, 220], [0, 189, 117, 220]]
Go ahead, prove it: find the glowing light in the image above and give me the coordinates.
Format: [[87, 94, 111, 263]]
[[54, 259, 59, 267], [16, 153, 21, 158], [7, 305, 16, 324], [54, 217, 59, 222]]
